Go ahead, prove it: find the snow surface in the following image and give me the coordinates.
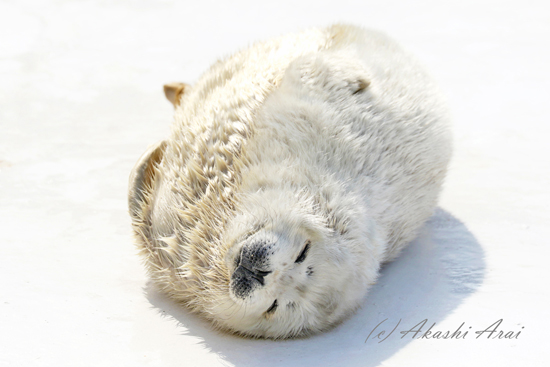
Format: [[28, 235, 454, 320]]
[[1, 1, 549, 366]]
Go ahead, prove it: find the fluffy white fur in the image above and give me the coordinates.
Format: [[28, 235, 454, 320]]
[[129, 24, 452, 339]]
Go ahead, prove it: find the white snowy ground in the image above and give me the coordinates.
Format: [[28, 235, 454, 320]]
[[1, 1, 549, 366]]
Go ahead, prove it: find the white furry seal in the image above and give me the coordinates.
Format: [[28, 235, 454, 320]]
[[129, 24, 451, 339]]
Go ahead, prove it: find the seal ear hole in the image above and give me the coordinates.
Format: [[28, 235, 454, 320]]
[[352, 78, 370, 95], [295, 240, 311, 264]]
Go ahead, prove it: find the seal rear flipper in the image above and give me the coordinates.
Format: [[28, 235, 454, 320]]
[[128, 140, 167, 222], [163, 82, 190, 107]]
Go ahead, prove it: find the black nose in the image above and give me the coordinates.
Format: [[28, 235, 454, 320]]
[[230, 243, 273, 299]]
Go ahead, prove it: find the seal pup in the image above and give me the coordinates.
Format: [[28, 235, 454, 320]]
[[129, 24, 452, 338]]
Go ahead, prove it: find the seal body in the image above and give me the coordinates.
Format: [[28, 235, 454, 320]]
[[129, 24, 451, 338]]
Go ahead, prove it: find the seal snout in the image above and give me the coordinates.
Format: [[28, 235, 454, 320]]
[[230, 240, 274, 299]]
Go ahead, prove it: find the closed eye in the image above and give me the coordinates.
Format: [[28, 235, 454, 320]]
[[295, 241, 310, 264], [266, 299, 278, 314]]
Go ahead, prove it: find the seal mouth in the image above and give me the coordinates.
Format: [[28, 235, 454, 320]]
[[234, 264, 271, 286]]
